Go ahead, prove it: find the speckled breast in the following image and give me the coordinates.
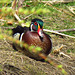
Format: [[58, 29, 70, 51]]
[[22, 31, 52, 60]]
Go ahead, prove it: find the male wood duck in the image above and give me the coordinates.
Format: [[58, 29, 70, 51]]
[[12, 18, 52, 60]]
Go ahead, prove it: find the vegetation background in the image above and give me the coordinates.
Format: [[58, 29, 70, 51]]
[[0, 0, 75, 75]]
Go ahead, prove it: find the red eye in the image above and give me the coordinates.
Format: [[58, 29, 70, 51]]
[[34, 22, 37, 25]]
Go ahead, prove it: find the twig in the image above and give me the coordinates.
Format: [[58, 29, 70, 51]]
[[67, 6, 75, 14], [3, 38, 10, 46], [56, 28, 75, 32], [18, 0, 25, 9], [52, 45, 71, 59], [53, 45, 64, 54], [11, 0, 26, 27], [43, 29, 75, 39], [0, 27, 14, 29], [12, 0, 17, 10], [59, 52, 71, 59], [14, 13, 21, 22], [0, 19, 6, 22], [14, 13, 26, 27], [23, 14, 33, 20], [21, 56, 24, 63], [26, 1, 74, 4]]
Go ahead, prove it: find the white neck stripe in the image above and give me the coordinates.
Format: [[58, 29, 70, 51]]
[[20, 33, 24, 42], [30, 24, 33, 31]]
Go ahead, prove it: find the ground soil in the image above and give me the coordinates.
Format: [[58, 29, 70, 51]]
[[0, 33, 75, 75]]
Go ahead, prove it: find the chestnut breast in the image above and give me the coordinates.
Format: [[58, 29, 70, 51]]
[[22, 31, 52, 55]]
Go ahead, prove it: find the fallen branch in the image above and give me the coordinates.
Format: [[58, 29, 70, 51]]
[[14, 13, 21, 22], [43, 29, 75, 39], [26, 1, 74, 4], [56, 28, 75, 32]]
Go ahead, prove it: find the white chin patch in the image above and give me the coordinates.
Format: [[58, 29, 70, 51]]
[[39, 32, 43, 37], [13, 33, 20, 40], [39, 30, 43, 37]]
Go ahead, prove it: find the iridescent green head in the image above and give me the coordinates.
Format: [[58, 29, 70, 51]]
[[30, 18, 44, 38]]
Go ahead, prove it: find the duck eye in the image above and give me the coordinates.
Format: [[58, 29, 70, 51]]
[[34, 22, 37, 25]]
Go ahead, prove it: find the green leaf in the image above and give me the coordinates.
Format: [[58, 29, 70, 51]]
[[24, 9, 29, 14], [18, 8, 24, 13], [0, 34, 4, 39], [6, 7, 12, 13], [25, 22, 30, 27], [2, 7, 6, 13], [57, 65, 62, 68], [36, 8, 42, 14], [62, 69, 67, 74], [31, 8, 36, 13], [19, 20, 24, 24], [29, 45, 35, 51], [0, 0, 11, 3], [35, 47, 42, 52]]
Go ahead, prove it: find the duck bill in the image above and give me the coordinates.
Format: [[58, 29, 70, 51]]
[[37, 25, 43, 38]]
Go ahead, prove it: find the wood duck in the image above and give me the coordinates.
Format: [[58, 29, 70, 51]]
[[12, 18, 52, 60]]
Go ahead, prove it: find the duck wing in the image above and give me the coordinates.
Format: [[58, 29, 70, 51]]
[[12, 25, 29, 50], [12, 25, 29, 36]]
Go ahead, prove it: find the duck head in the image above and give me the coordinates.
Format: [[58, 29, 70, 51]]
[[30, 18, 44, 38]]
